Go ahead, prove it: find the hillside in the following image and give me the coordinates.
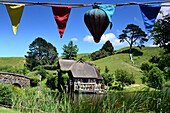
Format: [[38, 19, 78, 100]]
[[79, 47, 163, 75], [0, 57, 25, 67]]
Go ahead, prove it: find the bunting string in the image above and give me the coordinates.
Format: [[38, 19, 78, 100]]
[[0, 0, 170, 7]]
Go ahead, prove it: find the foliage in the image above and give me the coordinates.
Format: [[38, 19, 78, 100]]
[[149, 55, 160, 63], [62, 41, 79, 59], [25, 37, 58, 70], [0, 84, 13, 106], [46, 75, 58, 90], [150, 14, 170, 53], [101, 73, 114, 86], [37, 65, 47, 80], [158, 53, 170, 70], [61, 73, 69, 85], [148, 67, 164, 90], [30, 77, 40, 87], [22, 66, 29, 75], [163, 67, 170, 81], [104, 66, 109, 73], [91, 40, 114, 61], [119, 24, 147, 64], [140, 62, 152, 72], [11, 88, 170, 113], [115, 69, 135, 89]]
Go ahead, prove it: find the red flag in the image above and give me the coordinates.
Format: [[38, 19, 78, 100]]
[[52, 6, 71, 38]]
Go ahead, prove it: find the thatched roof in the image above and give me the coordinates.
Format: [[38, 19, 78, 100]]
[[59, 59, 103, 80]]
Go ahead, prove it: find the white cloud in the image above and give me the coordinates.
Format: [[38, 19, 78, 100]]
[[116, 29, 121, 35], [157, 3, 170, 20], [83, 33, 128, 46], [71, 38, 78, 42]]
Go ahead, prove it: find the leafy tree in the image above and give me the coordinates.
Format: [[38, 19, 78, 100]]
[[119, 24, 147, 64], [115, 69, 128, 89], [100, 40, 114, 54], [163, 67, 170, 81], [62, 41, 79, 59], [150, 14, 170, 53], [148, 67, 164, 90], [25, 37, 58, 70], [22, 66, 29, 75], [91, 40, 114, 60], [101, 73, 114, 86]]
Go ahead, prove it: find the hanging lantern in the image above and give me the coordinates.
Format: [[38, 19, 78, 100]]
[[84, 5, 109, 43]]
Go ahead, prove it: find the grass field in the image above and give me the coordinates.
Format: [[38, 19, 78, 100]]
[[0, 106, 18, 113], [0, 57, 25, 67], [91, 47, 163, 74]]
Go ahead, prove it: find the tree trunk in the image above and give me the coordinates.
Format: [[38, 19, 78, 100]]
[[129, 45, 134, 65]]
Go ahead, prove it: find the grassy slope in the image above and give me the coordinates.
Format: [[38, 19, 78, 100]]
[[91, 47, 163, 74], [0, 57, 25, 67]]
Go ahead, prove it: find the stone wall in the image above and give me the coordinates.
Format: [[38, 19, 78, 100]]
[[0, 72, 30, 88]]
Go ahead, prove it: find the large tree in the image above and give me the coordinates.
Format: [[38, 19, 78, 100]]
[[62, 41, 79, 59], [119, 24, 147, 64], [150, 14, 170, 53], [25, 37, 58, 70]]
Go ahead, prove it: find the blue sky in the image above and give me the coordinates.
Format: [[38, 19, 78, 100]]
[[0, 0, 169, 57]]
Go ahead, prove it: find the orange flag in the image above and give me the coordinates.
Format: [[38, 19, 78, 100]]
[[5, 4, 25, 35]]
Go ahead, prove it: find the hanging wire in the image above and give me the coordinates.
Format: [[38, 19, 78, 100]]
[[0, 0, 170, 7]]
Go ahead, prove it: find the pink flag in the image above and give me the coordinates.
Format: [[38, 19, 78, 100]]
[[52, 6, 71, 38]]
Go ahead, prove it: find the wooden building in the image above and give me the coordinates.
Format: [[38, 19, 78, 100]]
[[58, 59, 104, 93]]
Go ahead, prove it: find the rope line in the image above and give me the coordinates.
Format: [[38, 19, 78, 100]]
[[0, 0, 169, 7]]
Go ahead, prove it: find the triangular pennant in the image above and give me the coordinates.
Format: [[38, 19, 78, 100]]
[[52, 6, 71, 38], [139, 4, 161, 35], [94, 4, 116, 29], [6, 4, 25, 35]]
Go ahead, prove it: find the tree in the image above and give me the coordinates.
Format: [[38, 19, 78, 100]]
[[150, 14, 170, 53], [119, 24, 147, 64], [100, 40, 114, 54], [91, 40, 114, 60], [148, 67, 164, 90], [62, 41, 79, 59], [115, 69, 128, 89], [25, 37, 58, 70]]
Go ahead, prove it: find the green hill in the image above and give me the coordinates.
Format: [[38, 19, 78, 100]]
[[0, 57, 25, 67], [78, 47, 163, 75]]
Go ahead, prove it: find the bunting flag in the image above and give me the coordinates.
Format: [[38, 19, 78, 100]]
[[5, 4, 25, 35], [52, 6, 71, 38], [139, 4, 161, 34], [94, 4, 116, 29]]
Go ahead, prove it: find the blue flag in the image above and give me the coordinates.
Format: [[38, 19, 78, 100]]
[[139, 4, 161, 35], [94, 4, 116, 29]]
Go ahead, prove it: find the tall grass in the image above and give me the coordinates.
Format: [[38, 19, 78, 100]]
[[10, 87, 169, 113]]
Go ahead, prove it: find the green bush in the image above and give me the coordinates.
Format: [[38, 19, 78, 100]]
[[61, 73, 69, 85], [140, 62, 151, 72], [37, 65, 47, 80], [158, 53, 170, 70], [163, 67, 170, 81], [148, 67, 164, 89], [101, 73, 114, 86], [46, 75, 58, 90], [0, 83, 13, 105], [30, 77, 40, 87]]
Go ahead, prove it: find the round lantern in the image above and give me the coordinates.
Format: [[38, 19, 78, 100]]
[[84, 7, 109, 43]]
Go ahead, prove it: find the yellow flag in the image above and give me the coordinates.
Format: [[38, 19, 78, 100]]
[[6, 4, 25, 35]]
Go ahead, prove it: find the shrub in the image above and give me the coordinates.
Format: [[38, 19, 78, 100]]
[[149, 55, 160, 63], [37, 65, 47, 80], [0, 83, 13, 105], [104, 66, 109, 73], [101, 73, 114, 86], [140, 62, 151, 72], [148, 67, 164, 89], [163, 67, 170, 81], [158, 53, 170, 70], [46, 75, 58, 90], [30, 77, 40, 87], [22, 66, 29, 75], [61, 73, 69, 85]]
